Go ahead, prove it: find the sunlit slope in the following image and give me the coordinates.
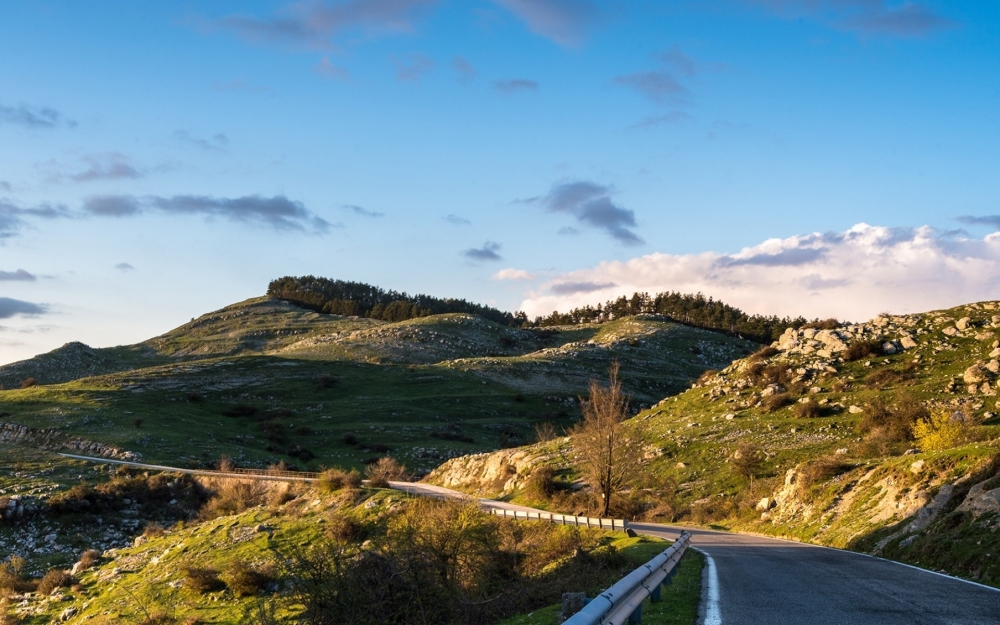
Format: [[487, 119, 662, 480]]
[[0, 300, 755, 473]]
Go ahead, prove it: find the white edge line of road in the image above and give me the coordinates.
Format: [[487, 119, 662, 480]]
[[716, 526, 1000, 595], [693, 547, 722, 625]]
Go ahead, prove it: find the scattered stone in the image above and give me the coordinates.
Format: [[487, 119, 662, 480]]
[[756, 497, 774, 512], [909, 460, 925, 474], [848, 405, 863, 414]]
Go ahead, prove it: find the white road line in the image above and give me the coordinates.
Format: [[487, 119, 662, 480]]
[[696, 548, 722, 625]]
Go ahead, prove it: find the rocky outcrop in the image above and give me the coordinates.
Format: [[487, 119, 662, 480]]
[[956, 479, 1000, 518], [0, 422, 139, 460], [424, 444, 559, 496]]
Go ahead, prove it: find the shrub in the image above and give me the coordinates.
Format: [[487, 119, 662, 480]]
[[199, 479, 268, 520], [749, 346, 780, 361], [763, 393, 794, 413], [857, 394, 927, 444], [133, 418, 144, 428], [803, 318, 840, 330], [533, 422, 560, 443], [287, 445, 315, 462], [865, 365, 916, 389], [326, 514, 363, 543], [182, 566, 225, 593], [77, 549, 102, 571], [695, 370, 718, 386], [18, 378, 37, 389], [342, 432, 358, 445], [143, 522, 166, 538], [0, 557, 33, 595], [36, 569, 76, 596], [317, 468, 362, 494], [221, 559, 274, 597], [317, 374, 338, 389], [429, 431, 475, 444], [222, 404, 258, 418], [294, 426, 312, 436], [524, 466, 561, 500], [186, 391, 203, 403], [370, 443, 391, 453], [914, 410, 982, 452], [260, 422, 286, 444], [794, 401, 822, 419], [846, 340, 884, 362], [731, 442, 765, 484], [365, 457, 407, 488], [798, 457, 852, 495], [513, 394, 525, 403]]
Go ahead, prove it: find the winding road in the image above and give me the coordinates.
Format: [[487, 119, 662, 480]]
[[57, 454, 1000, 624], [396, 482, 1000, 625]]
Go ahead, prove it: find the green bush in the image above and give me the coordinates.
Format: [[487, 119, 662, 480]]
[[317, 469, 362, 494], [182, 566, 225, 593], [221, 559, 274, 597]]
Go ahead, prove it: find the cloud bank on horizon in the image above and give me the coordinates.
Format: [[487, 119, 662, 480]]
[[518, 223, 1000, 322]]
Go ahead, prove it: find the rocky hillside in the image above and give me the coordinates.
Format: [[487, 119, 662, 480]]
[[427, 301, 1000, 585], [0, 298, 754, 473]]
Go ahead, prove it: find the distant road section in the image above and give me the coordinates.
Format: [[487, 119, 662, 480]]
[[59, 454, 1000, 624]]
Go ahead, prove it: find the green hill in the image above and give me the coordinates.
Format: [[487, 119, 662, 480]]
[[0, 297, 754, 475], [428, 301, 1000, 586]]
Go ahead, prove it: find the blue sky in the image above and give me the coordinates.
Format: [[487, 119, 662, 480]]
[[2, 0, 999, 364]]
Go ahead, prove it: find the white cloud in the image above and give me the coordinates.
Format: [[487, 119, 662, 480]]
[[518, 223, 1000, 322], [493, 268, 536, 281]]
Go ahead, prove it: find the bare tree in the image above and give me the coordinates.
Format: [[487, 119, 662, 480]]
[[571, 362, 644, 517]]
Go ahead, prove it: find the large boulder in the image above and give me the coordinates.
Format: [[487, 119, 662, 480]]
[[963, 363, 991, 385]]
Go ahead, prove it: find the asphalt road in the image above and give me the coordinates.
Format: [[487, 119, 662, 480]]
[[396, 482, 1000, 625], [57, 456, 1000, 624]]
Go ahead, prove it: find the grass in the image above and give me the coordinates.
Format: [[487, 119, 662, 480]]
[[436, 301, 1000, 585], [0, 298, 754, 475], [498, 547, 703, 625]]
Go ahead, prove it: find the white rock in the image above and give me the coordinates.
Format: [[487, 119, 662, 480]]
[[909, 459, 925, 474], [901, 336, 918, 349], [848, 405, 863, 414]]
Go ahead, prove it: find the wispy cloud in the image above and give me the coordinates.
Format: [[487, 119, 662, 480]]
[[81, 194, 331, 232], [314, 56, 351, 80], [212, 0, 436, 48], [747, 0, 955, 37], [84, 195, 142, 217], [462, 241, 503, 261], [0, 200, 72, 238], [69, 153, 144, 182], [493, 268, 535, 281], [519, 223, 1000, 321], [957, 215, 1000, 229], [0, 269, 36, 281], [344, 204, 384, 218], [550, 281, 614, 294], [634, 111, 693, 128], [493, 0, 600, 46], [453, 56, 477, 83], [444, 214, 471, 225], [495, 78, 539, 94], [393, 53, 434, 82], [614, 71, 686, 105], [523, 181, 643, 246], [176, 130, 229, 152], [0, 103, 72, 129], [0, 297, 47, 319]]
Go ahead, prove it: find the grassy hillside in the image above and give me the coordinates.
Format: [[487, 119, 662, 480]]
[[0, 298, 754, 474], [429, 302, 1000, 585], [0, 449, 689, 625]]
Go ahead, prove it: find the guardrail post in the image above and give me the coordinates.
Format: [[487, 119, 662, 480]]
[[627, 603, 642, 624], [650, 583, 661, 603]]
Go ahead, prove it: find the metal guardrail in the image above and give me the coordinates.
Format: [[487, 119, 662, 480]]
[[488, 507, 629, 532], [56, 453, 320, 482], [564, 531, 691, 625]]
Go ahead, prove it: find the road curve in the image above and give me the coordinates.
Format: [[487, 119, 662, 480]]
[[52, 455, 1000, 623], [396, 482, 1000, 625]]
